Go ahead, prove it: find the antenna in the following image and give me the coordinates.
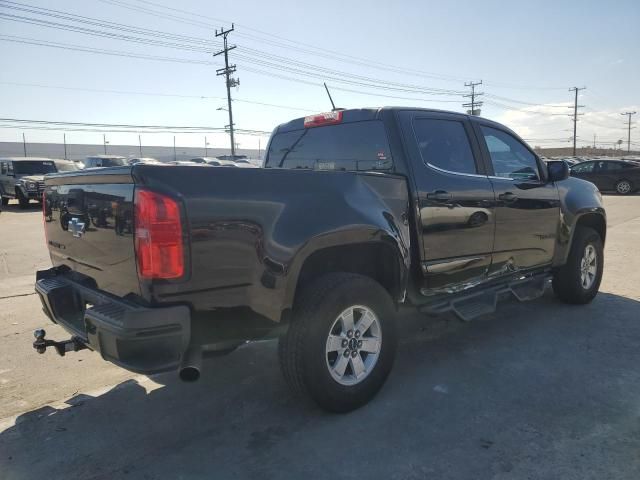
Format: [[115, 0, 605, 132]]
[[324, 82, 337, 111]]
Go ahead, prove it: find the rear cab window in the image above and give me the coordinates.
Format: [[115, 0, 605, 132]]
[[265, 119, 393, 172]]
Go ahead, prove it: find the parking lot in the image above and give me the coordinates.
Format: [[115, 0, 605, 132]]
[[1, 195, 639, 480]]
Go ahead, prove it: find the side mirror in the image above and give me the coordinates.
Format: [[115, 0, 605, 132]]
[[547, 160, 569, 182]]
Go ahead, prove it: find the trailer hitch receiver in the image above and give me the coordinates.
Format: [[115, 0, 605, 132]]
[[33, 329, 87, 356]]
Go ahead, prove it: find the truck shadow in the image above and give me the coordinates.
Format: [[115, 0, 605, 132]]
[[2, 291, 640, 479]]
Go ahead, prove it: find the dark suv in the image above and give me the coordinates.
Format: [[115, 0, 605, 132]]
[[0, 157, 58, 208]]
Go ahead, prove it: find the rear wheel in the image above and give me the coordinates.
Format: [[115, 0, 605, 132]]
[[552, 226, 603, 304], [279, 273, 397, 413], [615, 179, 633, 195], [1, 196, 8, 206]]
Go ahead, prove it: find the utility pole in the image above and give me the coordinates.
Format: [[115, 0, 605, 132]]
[[620, 111, 636, 153], [22, 132, 27, 157], [463, 80, 483, 116], [214, 24, 239, 159], [138, 135, 143, 157], [103, 134, 108, 154], [204, 136, 208, 156], [593, 133, 596, 149], [63, 133, 67, 159], [569, 87, 586, 156], [173, 136, 177, 161]]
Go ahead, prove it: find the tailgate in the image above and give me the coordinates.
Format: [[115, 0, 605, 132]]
[[43, 167, 140, 297]]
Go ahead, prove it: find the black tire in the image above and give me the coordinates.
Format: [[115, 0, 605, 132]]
[[1, 196, 9, 206], [279, 273, 397, 413], [552, 226, 603, 304], [17, 190, 29, 209], [615, 179, 633, 195]]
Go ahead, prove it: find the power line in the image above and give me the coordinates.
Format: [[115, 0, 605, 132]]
[[0, 80, 319, 112], [99, 0, 570, 91], [0, 118, 270, 134], [0, 3, 467, 98]]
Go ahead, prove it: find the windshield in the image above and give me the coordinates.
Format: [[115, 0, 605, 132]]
[[55, 162, 80, 171], [100, 158, 127, 167], [13, 161, 57, 175]]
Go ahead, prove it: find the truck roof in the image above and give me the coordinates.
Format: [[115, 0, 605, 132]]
[[274, 107, 507, 135], [0, 156, 60, 162]]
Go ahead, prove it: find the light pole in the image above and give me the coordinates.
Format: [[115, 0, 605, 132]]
[[103, 134, 108, 154]]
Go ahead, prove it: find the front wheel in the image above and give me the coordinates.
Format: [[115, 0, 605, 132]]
[[279, 273, 397, 413], [552, 226, 604, 304], [1, 196, 9, 206], [17, 190, 29, 209]]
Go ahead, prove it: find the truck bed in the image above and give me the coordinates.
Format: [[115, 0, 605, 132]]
[[43, 164, 410, 322]]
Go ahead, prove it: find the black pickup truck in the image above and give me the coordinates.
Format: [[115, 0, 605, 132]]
[[34, 108, 606, 412]]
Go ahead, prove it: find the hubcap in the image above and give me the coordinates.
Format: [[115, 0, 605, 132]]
[[580, 244, 597, 290], [325, 305, 382, 386], [617, 181, 631, 194]]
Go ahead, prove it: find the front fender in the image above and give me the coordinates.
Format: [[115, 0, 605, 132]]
[[552, 177, 606, 267]]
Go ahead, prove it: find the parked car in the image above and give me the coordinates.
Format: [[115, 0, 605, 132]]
[[193, 157, 254, 167], [53, 159, 81, 172], [33, 108, 605, 413], [128, 157, 162, 165], [570, 159, 640, 194], [0, 157, 58, 208], [81, 155, 128, 169], [168, 160, 211, 166]]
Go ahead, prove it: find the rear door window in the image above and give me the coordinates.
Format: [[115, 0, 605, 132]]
[[602, 161, 624, 171], [412, 118, 478, 175], [0, 162, 6, 175], [265, 121, 393, 171]]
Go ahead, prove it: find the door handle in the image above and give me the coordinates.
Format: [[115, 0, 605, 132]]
[[498, 192, 518, 202], [426, 190, 452, 201]]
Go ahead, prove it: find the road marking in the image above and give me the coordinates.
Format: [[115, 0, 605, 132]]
[[0, 292, 37, 300]]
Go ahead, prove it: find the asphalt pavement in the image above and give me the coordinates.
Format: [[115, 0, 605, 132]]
[[1, 196, 639, 480]]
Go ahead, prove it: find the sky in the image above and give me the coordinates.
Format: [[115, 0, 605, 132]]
[[0, 0, 639, 152]]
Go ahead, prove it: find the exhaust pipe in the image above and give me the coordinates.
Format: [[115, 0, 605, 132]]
[[179, 347, 202, 382]]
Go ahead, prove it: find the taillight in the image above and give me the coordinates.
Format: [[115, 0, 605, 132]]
[[134, 189, 184, 279], [303, 111, 343, 128]]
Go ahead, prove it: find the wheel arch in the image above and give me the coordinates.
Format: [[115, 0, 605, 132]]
[[554, 211, 606, 267], [282, 240, 408, 323], [575, 212, 606, 244]]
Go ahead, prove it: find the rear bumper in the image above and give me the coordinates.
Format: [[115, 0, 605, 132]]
[[35, 268, 190, 374]]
